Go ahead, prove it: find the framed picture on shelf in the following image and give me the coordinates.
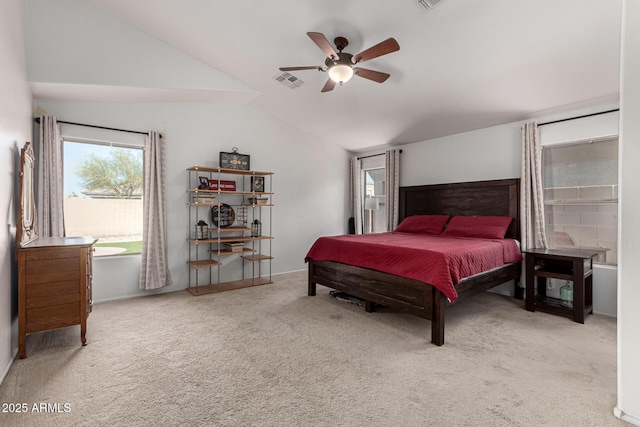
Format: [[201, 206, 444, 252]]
[[220, 148, 250, 170], [198, 176, 210, 190], [251, 176, 265, 192]]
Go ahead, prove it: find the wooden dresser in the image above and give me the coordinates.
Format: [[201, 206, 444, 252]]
[[17, 236, 97, 358]]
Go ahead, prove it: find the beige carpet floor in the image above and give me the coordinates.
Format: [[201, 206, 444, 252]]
[[0, 271, 624, 427]]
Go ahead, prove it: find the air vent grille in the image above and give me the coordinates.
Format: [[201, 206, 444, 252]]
[[417, 0, 441, 10], [275, 72, 304, 89]]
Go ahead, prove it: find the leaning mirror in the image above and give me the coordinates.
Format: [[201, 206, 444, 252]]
[[18, 142, 38, 246]]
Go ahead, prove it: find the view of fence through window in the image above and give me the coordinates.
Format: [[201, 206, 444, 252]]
[[63, 140, 143, 256]]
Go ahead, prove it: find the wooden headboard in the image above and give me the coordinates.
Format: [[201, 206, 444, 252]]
[[399, 179, 520, 240]]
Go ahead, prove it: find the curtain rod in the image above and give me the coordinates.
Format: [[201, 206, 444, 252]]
[[538, 108, 619, 127], [357, 149, 402, 160], [33, 117, 158, 137]]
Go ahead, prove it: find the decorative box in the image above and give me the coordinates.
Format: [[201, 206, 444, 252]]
[[193, 195, 216, 204], [223, 242, 245, 253], [248, 197, 269, 205]]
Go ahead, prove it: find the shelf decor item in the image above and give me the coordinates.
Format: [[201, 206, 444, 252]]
[[251, 176, 265, 192], [560, 281, 574, 308], [251, 219, 262, 237], [208, 179, 237, 191], [211, 203, 235, 228], [248, 197, 268, 205], [193, 195, 215, 204], [236, 205, 248, 226], [195, 220, 209, 240], [220, 147, 250, 170], [224, 242, 245, 253], [199, 176, 210, 189]]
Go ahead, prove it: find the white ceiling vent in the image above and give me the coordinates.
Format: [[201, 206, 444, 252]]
[[275, 72, 304, 89], [417, 0, 441, 11]]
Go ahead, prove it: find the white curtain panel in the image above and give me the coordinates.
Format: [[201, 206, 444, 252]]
[[350, 157, 363, 234], [385, 149, 401, 231], [139, 131, 172, 290], [37, 115, 65, 237], [521, 122, 548, 250]]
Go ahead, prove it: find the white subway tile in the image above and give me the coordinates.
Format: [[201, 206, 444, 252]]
[[564, 205, 597, 212], [545, 188, 578, 201], [598, 226, 618, 241], [564, 225, 598, 240], [550, 212, 582, 225], [597, 203, 618, 212], [582, 212, 617, 226]]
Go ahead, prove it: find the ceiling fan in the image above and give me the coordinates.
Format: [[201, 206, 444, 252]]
[[279, 32, 400, 93]]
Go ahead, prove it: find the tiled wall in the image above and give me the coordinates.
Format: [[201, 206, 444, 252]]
[[544, 185, 618, 264]]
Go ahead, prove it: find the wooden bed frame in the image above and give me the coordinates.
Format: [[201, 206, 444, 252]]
[[307, 178, 521, 346]]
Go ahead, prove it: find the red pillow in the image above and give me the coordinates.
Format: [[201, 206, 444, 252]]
[[441, 215, 513, 239], [394, 215, 450, 235]]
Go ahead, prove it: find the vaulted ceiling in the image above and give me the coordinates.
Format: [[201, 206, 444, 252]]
[[33, 0, 623, 152]]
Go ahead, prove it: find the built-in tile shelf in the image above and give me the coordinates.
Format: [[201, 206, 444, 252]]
[[545, 199, 618, 205], [544, 184, 618, 206]]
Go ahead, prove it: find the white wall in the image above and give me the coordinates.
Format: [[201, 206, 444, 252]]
[[26, 0, 254, 100], [35, 100, 350, 302], [26, 0, 350, 302], [0, 0, 33, 383], [399, 123, 522, 186], [616, 1, 640, 424], [398, 104, 619, 316]]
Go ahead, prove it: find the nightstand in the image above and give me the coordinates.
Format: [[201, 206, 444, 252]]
[[524, 248, 597, 323]]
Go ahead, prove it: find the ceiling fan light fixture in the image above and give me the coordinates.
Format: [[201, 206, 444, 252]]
[[280, 32, 399, 92], [328, 64, 354, 84]]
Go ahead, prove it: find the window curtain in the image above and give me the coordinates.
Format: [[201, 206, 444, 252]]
[[350, 157, 364, 234], [37, 115, 65, 237], [139, 131, 172, 290], [521, 122, 548, 251], [385, 149, 401, 231]]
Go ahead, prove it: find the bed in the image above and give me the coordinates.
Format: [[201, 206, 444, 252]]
[[306, 178, 522, 346]]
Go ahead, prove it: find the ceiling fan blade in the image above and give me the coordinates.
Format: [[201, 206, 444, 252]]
[[279, 66, 322, 71], [352, 38, 400, 64], [353, 67, 390, 83], [307, 32, 339, 59], [321, 78, 336, 93]]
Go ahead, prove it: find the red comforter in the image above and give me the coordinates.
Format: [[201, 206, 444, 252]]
[[305, 232, 522, 302]]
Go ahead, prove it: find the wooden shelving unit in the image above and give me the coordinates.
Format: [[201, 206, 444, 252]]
[[524, 248, 597, 323], [186, 166, 274, 295]]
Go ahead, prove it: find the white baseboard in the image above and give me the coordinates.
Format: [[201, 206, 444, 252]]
[[0, 347, 18, 387], [272, 268, 307, 276], [614, 406, 640, 426]]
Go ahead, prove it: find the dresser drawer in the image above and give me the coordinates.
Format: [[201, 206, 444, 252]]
[[24, 246, 77, 260], [25, 303, 81, 333], [25, 256, 80, 285], [26, 280, 80, 309]]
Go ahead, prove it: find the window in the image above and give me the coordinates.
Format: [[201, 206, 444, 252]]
[[542, 137, 618, 264], [63, 139, 144, 256]]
